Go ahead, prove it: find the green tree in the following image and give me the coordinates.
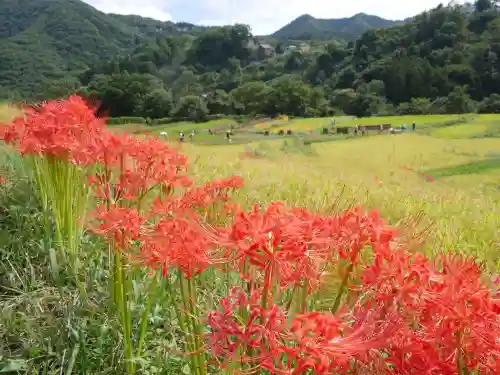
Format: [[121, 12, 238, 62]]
[[276, 42, 284, 54], [332, 88, 386, 117], [479, 93, 500, 112], [141, 89, 174, 118], [206, 90, 231, 115], [269, 76, 315, 117], [87, 72, 164, 116], [397, 98, 432, 114], [188, 24, 251, 70], [475, 0, 494, 13], [336, 67, 357, 89], [444, 86, 477, 113], [230, 81, 271, 115], [172, 95, 209, 122]]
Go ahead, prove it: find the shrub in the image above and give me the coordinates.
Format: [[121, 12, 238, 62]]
[[172, 95, 208, 122], [106, 117, 147, 125], [479, 94, 500, 113], [151, 117, 175, 125]]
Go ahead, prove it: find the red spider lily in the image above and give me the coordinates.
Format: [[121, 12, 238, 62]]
[[0, 176, 5, 185], [415, 255, 500, 374], [208, 289, 404, 375], [128, 135, 191, 191], [280, 309, 402, 375], [207, 287, 287, 371], [492, 276, 500, 313], [214, 202, 327, 290], [140, 216, 215, 278], [0, 95, 105, 164], [92, 204, 146, 247], [359, 250, 500, 375], [90, 132, 191, 202], [399, 166, 413, 171], [152, 176, 244, 216], [214, 203, 398, 292]]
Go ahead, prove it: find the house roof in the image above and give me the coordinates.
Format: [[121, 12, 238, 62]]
[[259, 43, 274, 49]]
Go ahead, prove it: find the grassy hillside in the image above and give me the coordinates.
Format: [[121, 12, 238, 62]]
[[271, 13, 397, 40]]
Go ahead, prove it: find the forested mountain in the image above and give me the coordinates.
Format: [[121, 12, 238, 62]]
[[270, 13, 397, 41], [2, 0, 500, 121], [0, 0, 209, 99]]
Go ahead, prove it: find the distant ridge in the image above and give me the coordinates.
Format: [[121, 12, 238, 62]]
[[270, 12, 398, 40]]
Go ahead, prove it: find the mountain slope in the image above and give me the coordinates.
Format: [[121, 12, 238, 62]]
[[271, 13, 397, 40], [0, 0, 139, 98], [0, 0, 208, 100]]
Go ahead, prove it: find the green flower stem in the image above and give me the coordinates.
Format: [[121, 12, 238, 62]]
[[29, 155, 92, 270], [178, 271, 207, 375], [331, 262, 354, 314], [186, 275, 207, 375], [135, 272, 159, 367], [114, 250, 134, 374], [300, 284, 308, 313], [178, 272, 199, 375]]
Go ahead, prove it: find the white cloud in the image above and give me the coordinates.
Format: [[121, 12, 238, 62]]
[[83, 0, 465, 35], [84, 0, 173, 21]]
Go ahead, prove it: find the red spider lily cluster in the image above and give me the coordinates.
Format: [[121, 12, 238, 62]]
[[0, 96, 106, 164], [208, 206, 500, 375], [239, 149, 271, 160], [1, 96, 499, 375], [400, 165, 436, 183]]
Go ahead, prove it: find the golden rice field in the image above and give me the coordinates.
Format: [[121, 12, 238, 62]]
[[1, 105, 499, 270], [184, 133, 500, 271], [257, 114, 476, 132], [0, 103, 20, 123]]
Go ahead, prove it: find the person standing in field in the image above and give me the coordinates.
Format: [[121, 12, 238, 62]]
[[412, 122, 416, 131], [189, 130, 195, 142], [179, 131, 185, 142], [329, 118, 336, 130], [226, 129, 232, 143]]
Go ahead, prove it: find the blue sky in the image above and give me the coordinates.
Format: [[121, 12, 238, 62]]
[[83, 0, 458, 35]]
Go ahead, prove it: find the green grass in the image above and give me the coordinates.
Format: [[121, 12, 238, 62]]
[[256, 116, 354, 131], [146, 118, 238, 136], [431, 114, 500, 138], [424, 157, 500, 178], [338, 114, 466, 128], [255, 114, 472, 132]]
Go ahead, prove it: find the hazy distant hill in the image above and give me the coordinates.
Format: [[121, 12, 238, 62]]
[[270, 13, 398, 40]]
